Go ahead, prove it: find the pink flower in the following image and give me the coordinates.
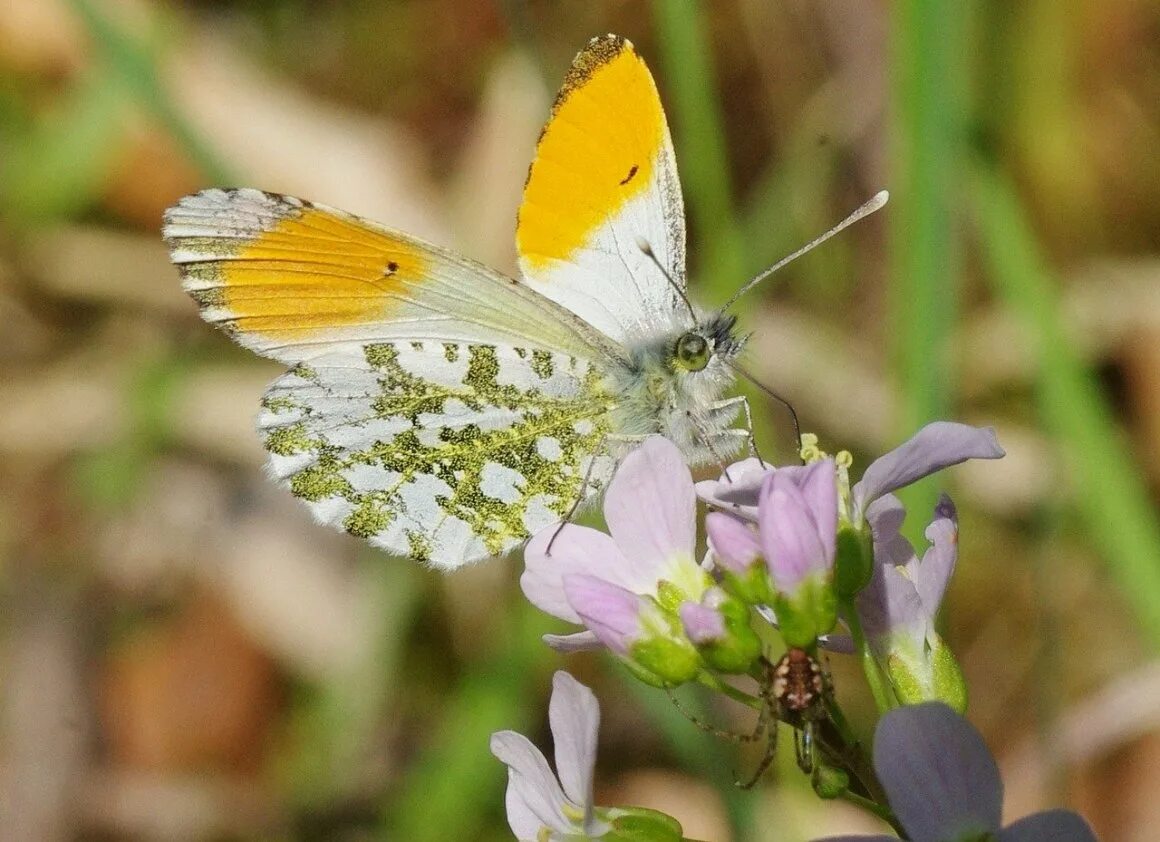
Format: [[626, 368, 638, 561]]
[[521, 436, 709, 677]]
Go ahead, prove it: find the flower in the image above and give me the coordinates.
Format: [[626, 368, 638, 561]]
[[491, 672, 605, 840], [708, 460, 840, 645], [758, 460, 838, 594], [491, 671, 685, 842], [697, 422, 1004, 530], [813, 702, 1098, 842], [857, 494, 966, 709], [522, 436, 714, 682]]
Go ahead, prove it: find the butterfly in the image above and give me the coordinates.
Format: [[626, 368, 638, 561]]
[[163, 34, 884, 570]]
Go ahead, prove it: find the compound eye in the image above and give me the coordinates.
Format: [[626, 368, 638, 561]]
[[675, 332, 710, 371]]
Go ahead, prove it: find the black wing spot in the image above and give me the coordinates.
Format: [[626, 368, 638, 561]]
[[619, 164, 639, 186], [383, 261, 399, 276]]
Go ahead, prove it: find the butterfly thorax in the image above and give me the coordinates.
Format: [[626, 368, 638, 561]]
[[605, 312, 746, 466]]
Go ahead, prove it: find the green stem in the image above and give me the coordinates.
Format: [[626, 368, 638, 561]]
[[842, 601, 895, 713]]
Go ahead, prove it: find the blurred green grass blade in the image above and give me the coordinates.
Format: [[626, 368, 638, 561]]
[[973, 166, 1160, 648], [68, 0, 234, 184], [651, 0, 748, 296], [889, 0, 969, 532], [380, 596, 554, 841]]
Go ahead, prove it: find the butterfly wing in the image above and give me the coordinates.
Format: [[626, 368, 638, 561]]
[[516, 34, 688, 344], [163, 189, 623, 568], [164, 188, 623, 365], [259, 343, 616, 569]]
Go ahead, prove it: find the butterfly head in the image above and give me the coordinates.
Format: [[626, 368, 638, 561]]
[[671, 313, 743, 374]]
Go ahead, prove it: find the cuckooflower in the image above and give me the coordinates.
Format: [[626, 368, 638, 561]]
[[857, 493, 966, 709], [707, 461, 840, 645], [491, 671, 686, 842], [522, 436, 713, 683], [697, 422, 1004, 530], [814, 702, 1098, 842]]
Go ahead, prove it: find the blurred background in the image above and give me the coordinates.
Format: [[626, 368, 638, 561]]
[[1, 1, 1159, 839]]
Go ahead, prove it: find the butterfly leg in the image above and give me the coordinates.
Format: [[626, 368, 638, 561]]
[[544, 437, 634, 555], [709, 395, 767, 466]]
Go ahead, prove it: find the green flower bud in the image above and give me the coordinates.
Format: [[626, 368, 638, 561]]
[[602, 806, 685, 841], [834, 524, 874, 598], [812, 763, 850, 799], [773, 573, 838, 649]]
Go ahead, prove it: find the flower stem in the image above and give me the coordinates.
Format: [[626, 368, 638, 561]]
[[842, 599, 895, 713]]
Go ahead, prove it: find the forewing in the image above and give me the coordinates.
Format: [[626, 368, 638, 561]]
[[164, 188, 622, 365], [260, 340, 617, 569], [516, 35, 688, 343]]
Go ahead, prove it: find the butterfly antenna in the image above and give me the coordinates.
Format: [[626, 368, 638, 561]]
[[722, 191, 889, 311], [636, 237, 698, 324], [728, 361, 803, 462]]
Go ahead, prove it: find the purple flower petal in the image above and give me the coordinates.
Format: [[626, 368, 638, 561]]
[[911, 495, 958, 615], [873, 703, 1003, 841], [603, 437, 697, 583], [695, 457, 770, 520], [795, 459, 838, 563], [490, 730, 572, 837], [522, 525, 632, 624], [705, 512, 762, 574], [543, 631, 603, 653], [563, 575, 644, 656], [999, 809, 1098, 842], [853, 423, 1005, 515], [856, 557, 924, 648], [679, 601, 726, 644], [759, 471, 831, 593], [549, 672, 600, 825]]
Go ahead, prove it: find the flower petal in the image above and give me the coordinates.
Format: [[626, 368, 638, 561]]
[[679, 601, 726, 643], [523, 525, 632, 624], [911, 495, 958, 616], [543, 631, 603, 653], [999, 809, 1098, 842], [549, 672, 600, 821], [811, 836, 898, 842], [797, 459, 838, 563], [694, 457, 770, 520], [873, 702, 1003, 841], [856, 557, 924, 649], [706, 512, 762, 575], [759, 471, 830, 593], [563, 575, 644, 656], [853, 423, 1004, 515], [490, 730, 572, 838], [604, 437, 697, 584]]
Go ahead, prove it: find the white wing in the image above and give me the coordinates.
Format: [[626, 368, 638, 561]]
[[259, 339, 617, 569], [164, 188, 625, 365], [516, 35, 688, 344]]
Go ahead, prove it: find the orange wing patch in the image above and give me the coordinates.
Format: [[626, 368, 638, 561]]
[[517, 35, 666, 271], [166, 189, 427, 346], [216, 207, 426, 341]]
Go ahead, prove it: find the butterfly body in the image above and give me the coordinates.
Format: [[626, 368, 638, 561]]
[[164, 35, 750, 569]]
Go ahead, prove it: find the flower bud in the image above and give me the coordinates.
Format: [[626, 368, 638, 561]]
[[834, 523, 874, 599], [601, 805, 685, 841], [705, 512, 775, 606], [883, 631, 968, 713], [679, 588, 762, 674], [811, 762, 850, 800]]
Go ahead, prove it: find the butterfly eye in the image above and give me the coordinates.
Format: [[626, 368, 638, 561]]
[[674, 332, 710, 371]]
